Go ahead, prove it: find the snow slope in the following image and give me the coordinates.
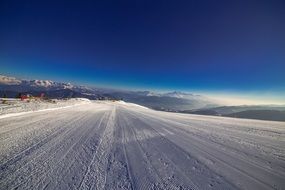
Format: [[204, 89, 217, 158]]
[[0, 98, 90, 117], [0, 101, 284, 190]]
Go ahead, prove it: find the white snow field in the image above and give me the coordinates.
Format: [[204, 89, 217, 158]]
[[0, 101, 284, 190], [0, 98, 90, 117]]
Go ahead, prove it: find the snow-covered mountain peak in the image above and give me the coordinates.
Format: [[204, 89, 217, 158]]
[[29, 80, 55, 87], [162, 91, 194, 98], [146, 91, 160, 96], [62, 83, 74, 89], [0, 75, 78, 91], [0, 75, 22, 85]]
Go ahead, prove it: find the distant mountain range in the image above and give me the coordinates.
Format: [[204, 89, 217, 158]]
[[0, 75, 92, 92], [0, 75, 218, 110], [182, 105, 285, 122], [225, 110, 285, 122], [104, 90, 219, 111], [1, 75, 284, 122], [0, 75, 102, 99]]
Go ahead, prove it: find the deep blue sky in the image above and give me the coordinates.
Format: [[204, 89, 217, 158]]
[[1, 0, 285, 101]]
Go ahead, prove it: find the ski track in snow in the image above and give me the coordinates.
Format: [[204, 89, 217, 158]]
[[0, 101, 284, 190]]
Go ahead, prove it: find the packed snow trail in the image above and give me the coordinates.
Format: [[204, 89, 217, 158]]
[[0, 101, 284, 190]]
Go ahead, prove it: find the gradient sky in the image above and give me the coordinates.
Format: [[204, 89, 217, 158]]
[[0, 0, 285, 103]]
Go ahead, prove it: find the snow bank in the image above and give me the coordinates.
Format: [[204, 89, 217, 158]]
[[0, 98, 91, 118], [116, 100, 149, 109]]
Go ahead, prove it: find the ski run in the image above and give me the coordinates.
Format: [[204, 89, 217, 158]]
[[0, 101, 284, 190]]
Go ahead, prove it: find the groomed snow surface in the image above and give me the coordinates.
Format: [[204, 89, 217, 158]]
[[0, 98, 90, 117], [0, 101, 284, 190]]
